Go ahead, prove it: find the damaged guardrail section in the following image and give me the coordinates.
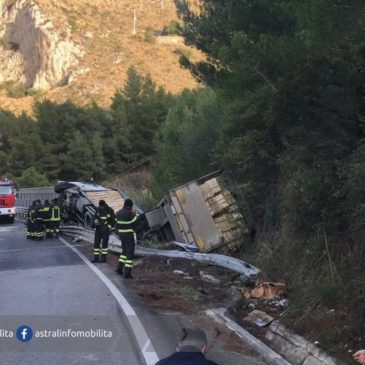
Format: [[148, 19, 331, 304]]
[[60, 225, 261, 280], [14, 205, 261, 279]]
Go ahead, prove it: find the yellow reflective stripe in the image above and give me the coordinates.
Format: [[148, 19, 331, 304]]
[[118, 229, 134, 233], [116, 216, 137, 225], [51, 207, 61, 220]]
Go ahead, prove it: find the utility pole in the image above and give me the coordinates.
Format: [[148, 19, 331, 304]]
[[132, 10, 137, 35]]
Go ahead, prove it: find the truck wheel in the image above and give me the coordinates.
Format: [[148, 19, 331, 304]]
[[84, 212, 93, 228]]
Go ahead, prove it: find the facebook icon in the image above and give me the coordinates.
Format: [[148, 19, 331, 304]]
[[16, 325, 33, 342]]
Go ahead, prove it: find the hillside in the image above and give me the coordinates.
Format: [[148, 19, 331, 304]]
[[0, 0, 200, 114]]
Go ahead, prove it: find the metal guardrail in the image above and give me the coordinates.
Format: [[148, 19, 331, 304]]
[[15, 207, 261, 279], [15, 206, 28, 219], [61, 225, 261, 279]]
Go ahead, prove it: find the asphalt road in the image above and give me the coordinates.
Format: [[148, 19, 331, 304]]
[[0, 221, 145, 364], [0, 220, 265, 365]]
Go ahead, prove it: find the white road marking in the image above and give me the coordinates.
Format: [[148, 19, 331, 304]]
[[59, 236, 160, 365], [0, 244, 84, 253], [142, 339, 152, 352], [0, 226, 22, 232]]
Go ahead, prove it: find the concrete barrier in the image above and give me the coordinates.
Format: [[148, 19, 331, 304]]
[[265, 321, 344, 365]]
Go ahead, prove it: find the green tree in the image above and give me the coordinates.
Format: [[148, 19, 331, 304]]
[[175, 0, 365, 340], [176, 0, 365, 223], [60, 131, 95, 180], [0, 151, 9, 176], [110, 92, 133, 167], [90, 133, 106, 180], [111, 67, 173, 164], [152, 88, 220, 196], [15, 167, 50, 188], [123, 66, 142, 102]]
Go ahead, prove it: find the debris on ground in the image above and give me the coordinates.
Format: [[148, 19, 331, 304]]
[[173, 269, 189, 276], [239, 287, 252, 299], [250, 282, 286, 299], [264, 298, 289, 310], [107, 249, 362, 364], [199, 271, 221, 285], [109, 255, 240, 313], [243, 310, 274, 327]]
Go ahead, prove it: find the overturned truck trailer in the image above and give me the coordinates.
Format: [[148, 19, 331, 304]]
[[144, 172, 250, 253], [56, 173, 251, 254], [55, 181, 126, 227]]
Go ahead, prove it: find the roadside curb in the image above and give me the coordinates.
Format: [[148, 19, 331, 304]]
[[266, 321, 344, 365], [206, 308, 292, 365]]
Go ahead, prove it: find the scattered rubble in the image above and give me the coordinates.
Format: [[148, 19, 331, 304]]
[[243, 310, 274, 327], [199, 271, 221, 285], [173, 269, 188, 276], [250, 282, 286, 300]]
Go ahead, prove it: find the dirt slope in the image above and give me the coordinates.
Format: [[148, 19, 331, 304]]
[[0, 0, 200, 114]]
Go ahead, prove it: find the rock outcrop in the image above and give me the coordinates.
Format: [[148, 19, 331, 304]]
[[0, 0, 83, 89]]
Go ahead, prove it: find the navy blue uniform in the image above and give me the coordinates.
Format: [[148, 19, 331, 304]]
[[115, 206, 138, 278], [93, 205, 115, 262], [156, 346, 218, 365]]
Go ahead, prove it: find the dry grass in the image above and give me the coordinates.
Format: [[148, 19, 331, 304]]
[[4, 0, 201, 114]]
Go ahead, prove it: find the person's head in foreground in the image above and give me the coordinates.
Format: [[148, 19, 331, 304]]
[[155, 327, 218, 365], [177, 327, 208, 353]]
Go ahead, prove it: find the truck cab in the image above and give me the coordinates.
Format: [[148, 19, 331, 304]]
[[55, 181, 126, 228], [0, 179, 16, 223]]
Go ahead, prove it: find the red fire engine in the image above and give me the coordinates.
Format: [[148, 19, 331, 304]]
[[0, 179, 16, 223]]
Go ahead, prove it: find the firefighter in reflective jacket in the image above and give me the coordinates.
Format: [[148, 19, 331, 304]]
[[33, 200, 44, 240], [50, 198, 61, 237], [40, 200, 52, 238], [91, 200, 115, 263], [26, 201, 36, 239], [115, 199, 138, 279]]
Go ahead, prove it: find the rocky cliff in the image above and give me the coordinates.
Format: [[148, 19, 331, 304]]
[[0, 0, 200, 114], [0, 0, 82, 89]]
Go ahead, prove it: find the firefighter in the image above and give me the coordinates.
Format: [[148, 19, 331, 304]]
[[26, 201, 36, 239], [91, 200, 115, 263], [33, 200, 44, 240], [40, 200, 52, 238], [115, 199, 139, 279], [50, 198, 61, 237]]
